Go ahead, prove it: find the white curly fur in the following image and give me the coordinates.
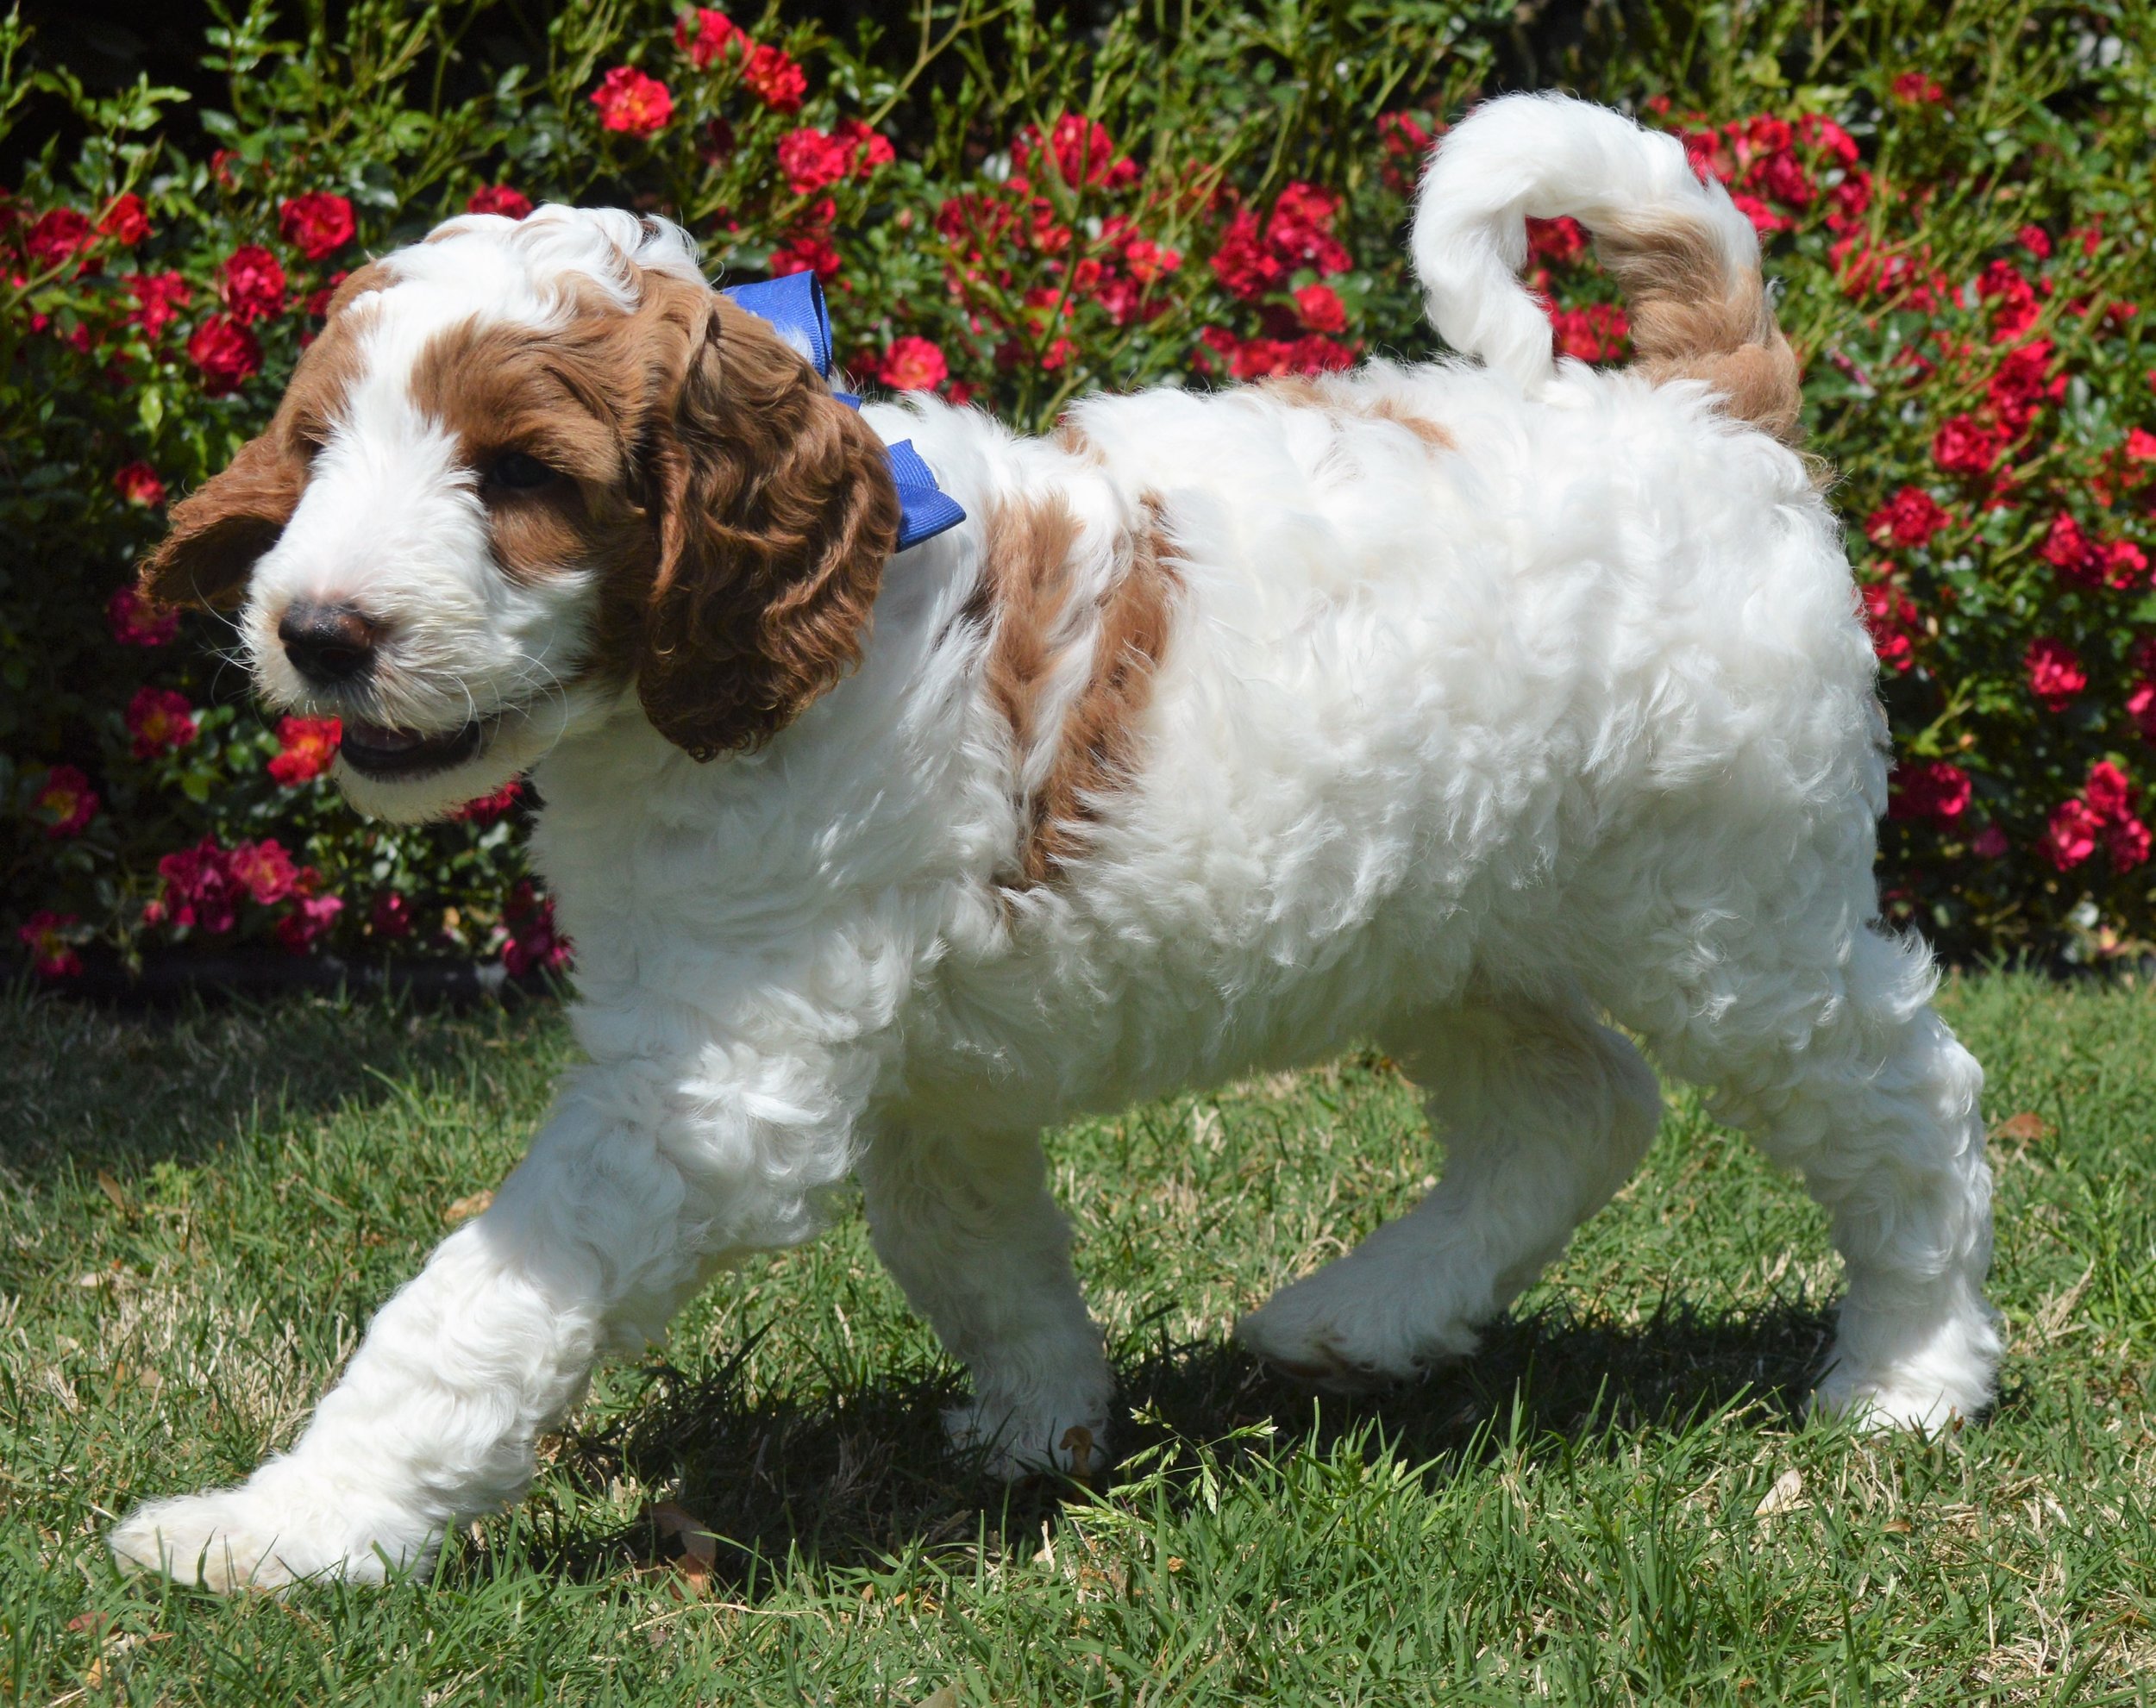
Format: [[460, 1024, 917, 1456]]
[[110, 95, 1999, 1590]]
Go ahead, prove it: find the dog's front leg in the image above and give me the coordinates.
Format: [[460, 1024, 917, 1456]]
[[109, 1047, 851, 1590]]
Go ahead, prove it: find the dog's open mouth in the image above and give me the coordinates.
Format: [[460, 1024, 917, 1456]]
[[338, 717, 486, 780]]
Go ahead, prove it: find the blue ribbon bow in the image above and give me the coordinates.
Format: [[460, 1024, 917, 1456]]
[[720, 272, 966, 553]]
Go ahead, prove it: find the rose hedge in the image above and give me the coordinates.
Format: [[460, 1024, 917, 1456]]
[[3, 0, 2153, 980]]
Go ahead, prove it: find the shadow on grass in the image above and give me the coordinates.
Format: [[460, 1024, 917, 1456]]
[[505, 1292, 1838, 1599], [0, 984, 567, 1180]]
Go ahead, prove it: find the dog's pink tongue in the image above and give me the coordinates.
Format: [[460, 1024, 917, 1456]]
[[346, 721, 425, 753]]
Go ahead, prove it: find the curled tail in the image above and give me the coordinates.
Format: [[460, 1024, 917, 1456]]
[[1412, 92, 1802, 442]]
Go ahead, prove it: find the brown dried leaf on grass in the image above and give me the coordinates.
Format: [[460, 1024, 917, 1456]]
[[1992, 1111, 2054, 1145], [443, 1189, 494, 1224], [644, 1499, 719, 1594]]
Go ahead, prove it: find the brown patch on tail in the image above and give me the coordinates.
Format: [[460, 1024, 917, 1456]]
[[1596, 215, 1802, 443], [980, 492, 1181, 887]]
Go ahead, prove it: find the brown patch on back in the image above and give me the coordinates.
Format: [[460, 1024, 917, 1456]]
[[1052, 416, 1106, 466], [1261, 375, 1456, 456], [1595, 214, 1802, 443], [1366, 396, 1456, 451], [979, 492, 1181, 886], [1259, 373, 1332, 408]]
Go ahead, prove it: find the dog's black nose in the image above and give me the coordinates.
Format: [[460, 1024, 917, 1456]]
[[278, 601, 379, 685]]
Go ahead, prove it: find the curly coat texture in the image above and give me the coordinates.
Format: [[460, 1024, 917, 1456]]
[[111, 95, 1997, 1592]]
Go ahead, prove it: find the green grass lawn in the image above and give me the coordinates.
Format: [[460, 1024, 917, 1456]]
[[3, 973, 2153, 1705]]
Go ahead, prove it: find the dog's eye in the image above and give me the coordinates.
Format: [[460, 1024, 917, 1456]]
[[486, 452, 558, 492]]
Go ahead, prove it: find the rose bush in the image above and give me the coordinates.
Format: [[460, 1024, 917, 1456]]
[[3, 0, 2151, 979]]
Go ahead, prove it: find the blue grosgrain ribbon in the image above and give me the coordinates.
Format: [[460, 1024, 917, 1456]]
[[720, 272, 966, 552]]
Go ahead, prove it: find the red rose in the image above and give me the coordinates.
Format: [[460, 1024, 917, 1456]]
[[674, 7, 742, 70], [1861, 576, 1919, 673], [741, 43, 805, 113], [124, 271, 191, 338], [97, 193, 151, 246], [369, 892, 414, 939], [1932, 414, 2002, 476], [1285, 334, 1357, 375], [33, 764, 98, 838], [107, 585, 179, 647], [877, 335, 948, 391], [451, 779, 524, 823], [112, 461, 166, 508], [229, 839, 298, 905], [1209, 209, 1282, 301], [26, 209, 92, 272], [2109, 815, 2153, 870], [2125, 429, 2156, 466], [2040, 798, 2101, 870], [125, 685, 197, 758], [1971, 825, 2009, 860], [768, 230, 840, 280], [267, 715, 342, 785], [1889, 760, 1971, 825], [1865, 486, 1948, 550], [275, 891, 344, 954], [2131, 679, 2156, 744], [832, 117, 894, 176], [777, 128, 856, 195], [1550, 303, 1630, 362], [1294, 284, 1348, 334], [151, 839, 242, 933], [1225, 335, 1291, 381], [467, 185, 534, 220], [18, 910, 83, 979], [1046, 114, 1136, 190], [1267, 181, 1351, 273], [1891, 72, 1946, 103], [2086, 760, 2133, 822], [2040, 512, 2099, 585], [591, 66, 673, 135], [187, 314, 261, 396], [1527, 216, 1589, 267], [2024, 636, 2086, 710], [502, 880, 572, 975], [1121, 235, 1179, 286], [220, 244, 286, 323], [279, 191, 356, 260]]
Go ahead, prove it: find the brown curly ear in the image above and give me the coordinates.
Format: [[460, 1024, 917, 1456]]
[[636, 291, 902, 760], [137, 431, 304, 611]]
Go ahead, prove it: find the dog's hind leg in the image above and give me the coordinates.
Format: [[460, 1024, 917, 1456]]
[[859, 1125, 1114, 1479], [1235, 995, 1662, 1389], [1626, 923, 1999, 1431]]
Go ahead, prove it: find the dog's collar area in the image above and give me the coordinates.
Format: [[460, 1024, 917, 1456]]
[[720, 273, 966, 553]]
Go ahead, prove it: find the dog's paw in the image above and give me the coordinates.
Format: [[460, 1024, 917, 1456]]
[[1808, 1305, 2001, 1436], [943, 1395, 1113, 1482], [110, 1476, 440, 1591], [1234, 1277, 1479, 1394], [1808, 1363, 1990, 1436]]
